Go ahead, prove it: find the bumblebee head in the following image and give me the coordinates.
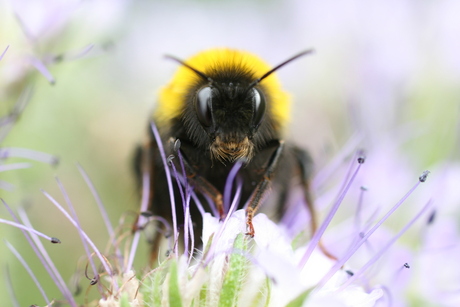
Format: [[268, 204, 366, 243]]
[[155, 49, 312, 163], [189, 69, 269, 163]]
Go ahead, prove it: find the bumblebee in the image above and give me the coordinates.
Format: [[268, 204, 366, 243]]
[[134, 48, 319, 260]]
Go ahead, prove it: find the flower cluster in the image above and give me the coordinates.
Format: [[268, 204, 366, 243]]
[[1, 116, 438, 306]]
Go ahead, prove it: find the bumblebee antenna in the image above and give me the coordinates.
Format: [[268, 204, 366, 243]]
[[248, 49, 315, 88], [164, 54, 213, 83]]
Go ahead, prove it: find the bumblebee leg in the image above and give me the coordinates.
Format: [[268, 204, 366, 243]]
[[246, 140, 285, 237], [275, 186, 289, 221], [149, 222, 165, 265], [292, 146, 336, 260], [170, 138, 224, 218], [135, 139, 165, 265], [194, 177, 224, 218], [291, 147, 316, 235]]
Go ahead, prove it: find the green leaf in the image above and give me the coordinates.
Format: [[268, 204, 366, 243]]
[[199, 279, 209, 306], [202, 232, 215, 259], [264, 277, 271, 307], [218, 233, 248, 307], [285, 288, 313, 307], [141, 261, 167, 306], [152, 267, 164, 306], [120, 292, 130, 307], [291, 230, 308, 251], [249, 277, 271, 307], [169, 260, 183, 307]]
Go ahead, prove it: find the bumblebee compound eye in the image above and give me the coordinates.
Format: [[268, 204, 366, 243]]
[[252, 88, 266, 129], [196, 86, 213, 127]]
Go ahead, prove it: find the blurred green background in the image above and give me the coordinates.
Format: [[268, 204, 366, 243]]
[[1, 0, 459, 305]]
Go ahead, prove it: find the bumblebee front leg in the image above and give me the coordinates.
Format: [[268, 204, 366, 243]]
[[133, 138, 165, 265], [170, 138, 225, 218], [291, 146, 317, 236], [246, 140, 285, 237], [292, 146, 336, 260]]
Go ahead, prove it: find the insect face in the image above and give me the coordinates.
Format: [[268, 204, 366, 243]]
[[193, 80, 267, 162]]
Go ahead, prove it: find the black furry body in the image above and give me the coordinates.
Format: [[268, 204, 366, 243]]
[[134, 120, 314, 255], [133, 50, 316, 260]]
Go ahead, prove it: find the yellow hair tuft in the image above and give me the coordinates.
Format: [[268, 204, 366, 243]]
[[154, 48, 290, 130]]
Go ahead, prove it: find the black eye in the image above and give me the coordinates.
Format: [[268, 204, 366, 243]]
[[252, 88, 266, 128], [196, 86, 213, 127]]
